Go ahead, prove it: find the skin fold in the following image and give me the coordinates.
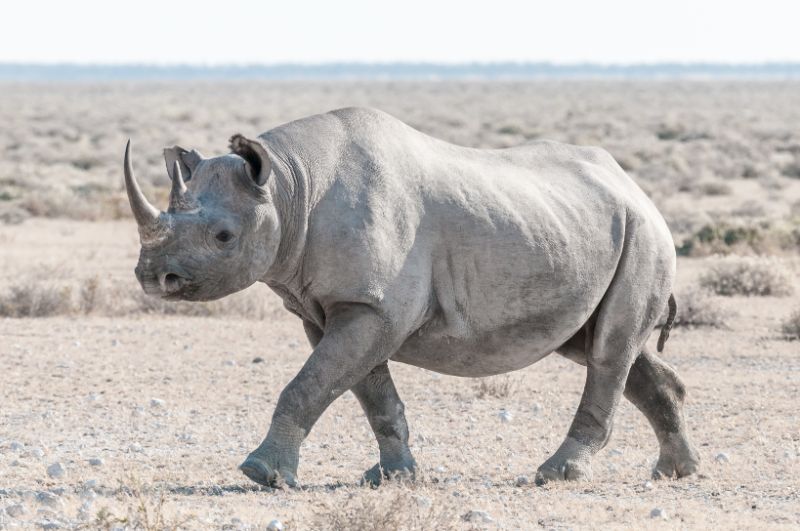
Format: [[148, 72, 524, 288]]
[[124, 107, 699, 487]]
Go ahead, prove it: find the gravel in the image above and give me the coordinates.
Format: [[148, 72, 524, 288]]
[[46, 462, 66, 479]]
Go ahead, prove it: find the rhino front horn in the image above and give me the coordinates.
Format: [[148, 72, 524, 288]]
[[124, 139, 162, 228]]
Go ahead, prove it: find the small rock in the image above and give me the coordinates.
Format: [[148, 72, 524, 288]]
[[434, 465, 446, 473], [650, 507, 668, 520], [129, 443, 144, 453], [36, 492, 63, 509], [496, 434, 504, 441], [643, 480, 654, 490], [38, 520, 64, 530], [266, 519, 284, 531], [6, 503, 26, 518], [252, 356, 265, 364], [88, 458, 104, 467], [414, 495, 433, 508], [463, 510, 494, 524], [287, 340, 300, 349], [31, 447, 45, 459], [10, 441, 24, 452], [223, 360, 237, 367], [532, 402, 543, 413], [515, 475, 530, 487], [715, 452, 730, 464], [111, 339, 120, 347], [87, 393, 102, 402], [150, 398, 165, 408], [498, 410, 513, 423], [609, 448, 624, 456], [72, 341, 80, 347], [83, 480, 98, 489], [46, 462, 66, 479]]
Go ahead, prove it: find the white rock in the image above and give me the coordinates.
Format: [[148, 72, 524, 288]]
[[73, 341, 80, 347], [46, 462, 66, 479], [9, 441, 24, 452], [31, 447, 45, 458], [129, 443, 144, 453], [643, 480, 654, 490], [498, 410, 513, 423], [150, 398, 165, 408], [5, 503, 26, 518], [609, 448, 624, 456], [88, 458, 104, 466], [515, 475, 530, 487], [83, 480, 98, 489], [715, 452, 730, 464], [463, 510, 494, 524], [223, 360, 237, 367], [650, 507, 668, 520], [267, 519, 284, 531], [434, 465, 446, 473], [496, 434, 504, 441]]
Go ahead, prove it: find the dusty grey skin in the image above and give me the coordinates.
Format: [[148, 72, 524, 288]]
[[124, 107, 699, 488]]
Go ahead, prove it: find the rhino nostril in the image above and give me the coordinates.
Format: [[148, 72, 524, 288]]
[[160, 272, 186, 294]]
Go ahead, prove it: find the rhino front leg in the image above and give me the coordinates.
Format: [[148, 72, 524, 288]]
[[240, 304, 400, 488], [352, 362, 417, 486]]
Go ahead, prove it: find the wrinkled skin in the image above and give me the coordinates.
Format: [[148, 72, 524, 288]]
[[126, 107, 699, 488]]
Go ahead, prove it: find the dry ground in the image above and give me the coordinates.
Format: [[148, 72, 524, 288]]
[[1, 82, 800, 529], [0, 222, 798, 530]]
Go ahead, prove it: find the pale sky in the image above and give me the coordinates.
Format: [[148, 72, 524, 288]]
[[1, 0, 798, 64]]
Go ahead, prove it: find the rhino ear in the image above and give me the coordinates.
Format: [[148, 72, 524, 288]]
[[229, 134, 272, 186], [164, 146, 203, 183]]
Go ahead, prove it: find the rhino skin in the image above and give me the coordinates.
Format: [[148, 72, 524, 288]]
[[124, 107, 699, 487]]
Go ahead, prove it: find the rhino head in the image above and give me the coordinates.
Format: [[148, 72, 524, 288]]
[[124, 135, 281, 301]]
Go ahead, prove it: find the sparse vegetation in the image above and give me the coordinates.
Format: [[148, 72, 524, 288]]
[[676, 221, 800, 256], [310, 489, 458, 531], [474, 375, 518, 398], [699, 256, 795, 297], [781, 307, 800, 339], [672, 288, 731, 328]]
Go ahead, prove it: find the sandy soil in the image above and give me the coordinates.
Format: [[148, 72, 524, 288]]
[[1, 220, 798, 530]]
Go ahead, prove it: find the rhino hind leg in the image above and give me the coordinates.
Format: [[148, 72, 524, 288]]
[[624, 349, 700, 479], [352, 362, 417, 486], [536, 228, 672, 485]]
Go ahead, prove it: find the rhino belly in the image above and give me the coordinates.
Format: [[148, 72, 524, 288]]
[[390, 316, 577, 377]]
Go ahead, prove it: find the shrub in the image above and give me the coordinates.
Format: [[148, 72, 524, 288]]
[[782, 307, 800, 339], [474, 375, 518, 398], [676, 221, 800, 256], [0, 281, 75, 317], [699, 256, 794, 296], [672, 288, 730, 328]]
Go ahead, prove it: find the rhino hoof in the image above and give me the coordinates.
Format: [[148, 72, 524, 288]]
[[652, 452, 700, 480], [360, 463, 416, 487], [240, 456, 297, 488], [534, 459, 592, 486]]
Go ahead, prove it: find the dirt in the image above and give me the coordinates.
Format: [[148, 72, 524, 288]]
[[1, 219, 799, 529]]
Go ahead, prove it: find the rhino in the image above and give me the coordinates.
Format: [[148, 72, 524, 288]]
[[124, 107, 699, 487]]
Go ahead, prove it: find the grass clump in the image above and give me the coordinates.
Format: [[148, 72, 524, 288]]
[[474, 376, 518, 398], [673, 288, 730, 328], [781, 307, 800, 339], [677, 221, 800, 256], [699, 256, 794, 297]]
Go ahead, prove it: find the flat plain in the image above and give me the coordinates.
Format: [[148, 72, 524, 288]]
[[0, 81, 799, 529]]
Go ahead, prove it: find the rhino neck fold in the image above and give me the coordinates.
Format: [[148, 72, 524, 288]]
[[261, 142, 311, 289]]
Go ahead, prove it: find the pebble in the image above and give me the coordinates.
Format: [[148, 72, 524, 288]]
[[434, 465, 446, 473], [650, 507, 668, 520], [463, 510, 494, 524], [223, 360, 237, 367], [88, 458, 104, 466], [252, 356, 265, 363], [496, 434, 504, 441], [266, 520, 284, 531], [5, 503, 26, 518], [46, 462, 66, 479], [150, 398, 165, 408], [515, 475, 530, 487], [36, 492, 63, 509], [129, 443, 144, 453], [287, 340, 300, 349], [111, 339, 120, 347], [643, 480, 654, 490], [414, 495, 433, 508], [609, 448, 624, 456], [498, 410, 513, 423], [31, 447, 45, 458], [532, 402, 543, 413], [83, 480, 98, 489], [715, 452, 730, 464], [9, 441, 24, 452]]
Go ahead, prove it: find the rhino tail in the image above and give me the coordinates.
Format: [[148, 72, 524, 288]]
[[657, 293, 677, 352]]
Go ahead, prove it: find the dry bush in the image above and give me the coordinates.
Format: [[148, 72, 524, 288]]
[[699, 256, 794, 297], [0, 281, 76, 317], [474, 375, 518, 398], [673, 288, 730, 328], [676, 221, 800, 256], [310, 489, 458, 531], [781, 307, 800, 339], [696, 180, 732, 196], [92, 478, 195, 531]]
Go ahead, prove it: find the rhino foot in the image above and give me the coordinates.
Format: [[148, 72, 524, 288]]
[[534, 438, 593, 485], [239, 455, 297, 489], [360, 461, 416, 487], [652, 433, 700, 480]]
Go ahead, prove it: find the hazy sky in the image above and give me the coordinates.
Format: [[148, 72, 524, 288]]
[[1, 0, 798, 64]]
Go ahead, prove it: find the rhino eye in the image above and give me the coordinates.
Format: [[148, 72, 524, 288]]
[[215, 230, 234, 243]]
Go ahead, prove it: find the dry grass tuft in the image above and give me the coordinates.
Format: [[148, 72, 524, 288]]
[[673, 288, 731, 328], [781, 307, 800, 339], [92, 478, 195, 531], [310, 489, 459, 531], [474, 376, 518, 398], [699, 256, 794, 297]]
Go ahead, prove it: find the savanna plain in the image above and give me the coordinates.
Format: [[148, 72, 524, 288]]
[[0, 81, 799, 530]]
